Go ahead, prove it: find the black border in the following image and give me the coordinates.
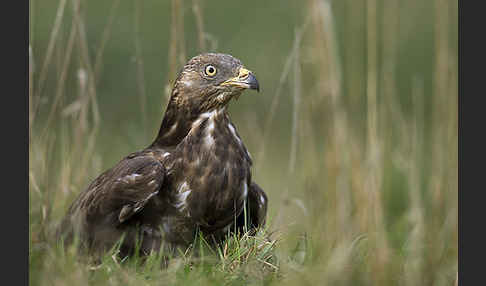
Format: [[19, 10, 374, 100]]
[[2, 0, 29, 285], [459, 1, 483, 285]]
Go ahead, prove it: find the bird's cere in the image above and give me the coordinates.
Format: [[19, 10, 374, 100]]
[[238, 67, 250, 79]]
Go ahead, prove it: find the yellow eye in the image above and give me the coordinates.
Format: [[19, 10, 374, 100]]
[[204, 65, 217, 77]]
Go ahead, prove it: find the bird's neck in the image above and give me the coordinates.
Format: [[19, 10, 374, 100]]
[[151, 100, 228, 148]]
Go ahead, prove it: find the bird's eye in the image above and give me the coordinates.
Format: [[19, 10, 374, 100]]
[[204, 65, 217, 77]]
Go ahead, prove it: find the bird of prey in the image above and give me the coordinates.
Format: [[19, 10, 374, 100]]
[[59, 53, 268, 258]]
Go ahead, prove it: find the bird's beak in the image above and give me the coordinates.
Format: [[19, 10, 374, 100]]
[[220, 67, 260, 92]]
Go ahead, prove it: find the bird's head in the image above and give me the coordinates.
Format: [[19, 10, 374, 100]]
[[170, 53, 259, 113]]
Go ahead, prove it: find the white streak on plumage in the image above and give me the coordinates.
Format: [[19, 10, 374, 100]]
[[260, 194, 266, 205], [204, 118, 216, 147], [227, 123, 241, 144], [119, 173, 141, 183], [175, 182, 192, 210], [243, 182, 248, 198]]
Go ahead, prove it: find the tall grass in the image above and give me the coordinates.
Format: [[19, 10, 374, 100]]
[[29, 0, 458, 285]]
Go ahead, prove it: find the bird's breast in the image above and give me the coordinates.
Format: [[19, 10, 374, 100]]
[[169, 113, 252, 227]]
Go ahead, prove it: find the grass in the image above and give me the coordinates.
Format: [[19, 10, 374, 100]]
[[29, 0, 457, 285], [31, 226, 279, 285]]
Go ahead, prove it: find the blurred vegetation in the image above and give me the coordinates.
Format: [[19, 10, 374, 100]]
[[29, 0, 457, 285]]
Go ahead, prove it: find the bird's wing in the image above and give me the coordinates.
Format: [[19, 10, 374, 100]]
[[230, 181, 267, 237], [247, 182, 268, 228], [78, 154, 166, 224]]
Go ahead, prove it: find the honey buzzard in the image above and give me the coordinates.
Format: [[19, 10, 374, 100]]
[[59, 53, 268, 258]]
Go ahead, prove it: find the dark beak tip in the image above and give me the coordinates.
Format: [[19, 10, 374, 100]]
[[248, 73, 260, 92]]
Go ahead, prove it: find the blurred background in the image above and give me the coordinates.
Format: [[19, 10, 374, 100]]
[[29, 0, 457, 285]]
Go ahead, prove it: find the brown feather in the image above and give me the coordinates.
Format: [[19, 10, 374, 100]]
[[58, 53, 267, 258]]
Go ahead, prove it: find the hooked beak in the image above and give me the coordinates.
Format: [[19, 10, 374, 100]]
[[220, 67, 260, 92]]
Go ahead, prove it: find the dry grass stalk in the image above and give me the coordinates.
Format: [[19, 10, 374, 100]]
[[403, 76, 426, 286], [255, 50, 293, 166], [41, 0, 79, 135], [365, 0, 391, 281], [288, 28, 303, 175], [311, 0, 353, 242], [134, 0, 148, 138], [167, 0, 186, 99], [35, 0, 68, 101], [94, 0, 120, 81], [256, 19, 310, 167], [72, 0, 100, 131], [192, 0, 206, 52]]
